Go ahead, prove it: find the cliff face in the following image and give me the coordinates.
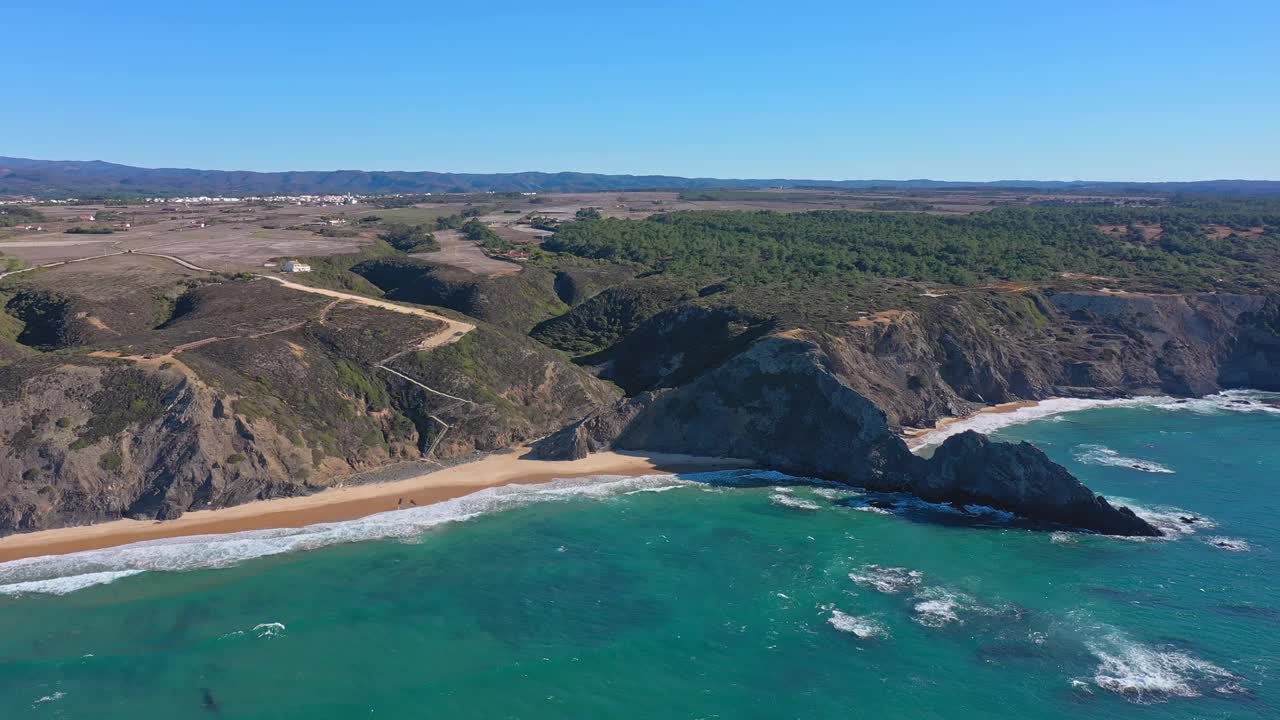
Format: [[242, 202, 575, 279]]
[[596, 289, 1272, 431], [0, 361, 320, 533], [532, 331, 1162, 535], [612, 333, 917, 489], [817, 290, 1271, 429], [1220, 297, 1280, 391], [0, 280, 620, 535]]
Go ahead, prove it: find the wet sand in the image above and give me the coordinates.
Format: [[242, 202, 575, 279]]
[[0, 449, 751, 563]]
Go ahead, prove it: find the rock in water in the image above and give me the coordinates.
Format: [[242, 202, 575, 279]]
[[919, 431, 1160, 536]]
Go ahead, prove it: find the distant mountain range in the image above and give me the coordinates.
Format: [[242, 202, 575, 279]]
[[2, 156, 1278, 197]]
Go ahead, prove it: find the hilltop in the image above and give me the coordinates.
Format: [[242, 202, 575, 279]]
[[3, 156, 1280, 198]]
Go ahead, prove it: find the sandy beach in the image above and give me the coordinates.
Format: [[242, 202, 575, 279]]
[[0, 449, 751, 563], [901, 399, 1043, 449]]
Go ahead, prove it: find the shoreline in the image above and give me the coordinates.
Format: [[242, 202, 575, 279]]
[[0, 449, 752, 563], [901, 399, 1045, 449]]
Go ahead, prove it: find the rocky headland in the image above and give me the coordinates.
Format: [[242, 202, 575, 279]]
[[3, 227, 1280, 538]]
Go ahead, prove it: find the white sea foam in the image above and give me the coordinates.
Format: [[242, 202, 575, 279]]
[[912, 597, 962, 627], [254, 622, 286, 638], [909, 390, 1280, 453], [849, 505, 892, 515], [810, 487, 859, 500], [1150, 389, 1280, 416], [32, 691, 65, 706], [1107, 498, 1214, 538], [1049, 531, 1077, 545], [1086, 632, 1243, 702], [1205, 536, 1251, 552], [848, 565, 923, 594], [908, 587, 982, 628], [827, 610, 888, 639], [0, 569, 144, 597], [909, 397, 1158, 452], [769, 493, 820, 511], [1073, 445, 1174, 474], [0, 473, 703, 596]]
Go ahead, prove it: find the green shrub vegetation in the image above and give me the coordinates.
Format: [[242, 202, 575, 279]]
[[543, 201, 1280, 291], [0, 207, 45, 228], [78, 368, 171, 445], [461, 219, 511, 251], [378, 223, 440, 252], [98, 449, 123, 472]]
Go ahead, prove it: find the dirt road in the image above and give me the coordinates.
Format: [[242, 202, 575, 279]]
[[258, 275, 475, 347], [410, 230, 520, 277]]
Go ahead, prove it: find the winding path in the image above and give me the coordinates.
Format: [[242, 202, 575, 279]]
[[0, 248, 214, 280], [258, 275, 474, 348], [256, 276, 480, 459]]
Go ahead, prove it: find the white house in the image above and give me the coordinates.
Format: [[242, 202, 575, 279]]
[[283, 261, 312, 273]]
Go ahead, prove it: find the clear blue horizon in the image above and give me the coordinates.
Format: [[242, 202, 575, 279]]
[[7, 1, 1278, 181]]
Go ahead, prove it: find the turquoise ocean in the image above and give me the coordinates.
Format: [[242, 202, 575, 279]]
[[1, 392, 1277, 719]]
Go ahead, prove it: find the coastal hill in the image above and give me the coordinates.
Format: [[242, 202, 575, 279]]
[[2, 193, 1279, 536], [3, 155, 1280, 198]]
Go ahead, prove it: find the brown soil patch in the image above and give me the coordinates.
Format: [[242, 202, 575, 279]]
[[1097, 223, 1163, 242], [846, 309, 914, 328], [1203, 224, 1266, 240]]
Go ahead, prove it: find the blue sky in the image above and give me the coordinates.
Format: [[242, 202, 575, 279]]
[[5, 1, 1278, 180]]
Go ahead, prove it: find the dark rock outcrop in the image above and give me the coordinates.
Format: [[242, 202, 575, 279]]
[[1221, 297, 1280, 390], [525, 395, 657, 461], [920, 431, 1160, 536], [612, 333, 917, 489]]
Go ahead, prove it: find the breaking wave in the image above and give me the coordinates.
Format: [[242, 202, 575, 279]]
[[827, 610, 888, 639], [810, 487, 860, 500], [1049, 531, 1077, 545], [0, 473, 719, 596], [0, 570, 144, 597], [1106, 498, 1214, 538], [908, 586, 999, 628], [908, 397, 1157, 451], [1073, 445, 1174, 474], [1085, 632, 1243, 703], [911, 596, 962, 628], [1205, 536, 1251, 552], [1149, 389, 1280, 417], [908, 390, 1280, 452], [769, 493, 821, 511], [849, 565, 923, 594]]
